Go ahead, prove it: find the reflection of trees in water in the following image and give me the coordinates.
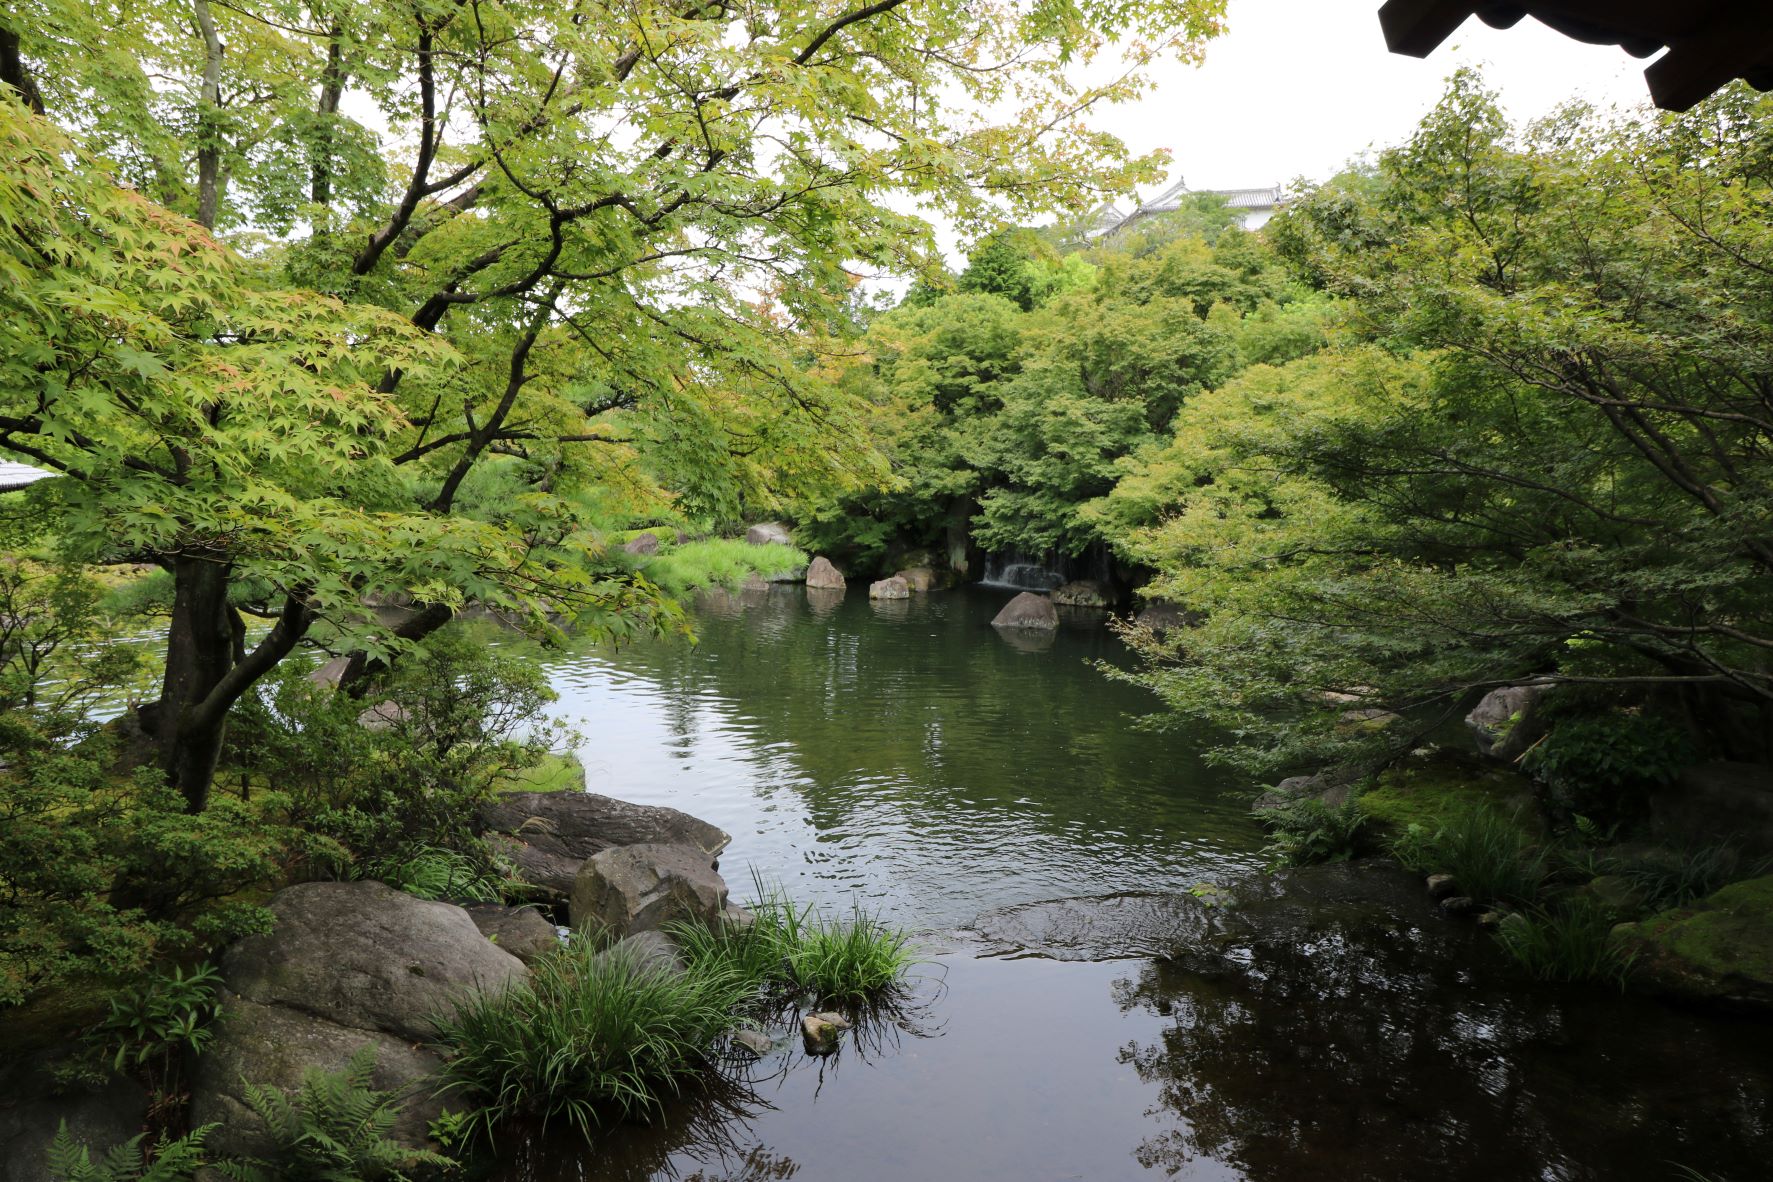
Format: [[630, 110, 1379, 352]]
[[1110, 868, 1773, 1182]]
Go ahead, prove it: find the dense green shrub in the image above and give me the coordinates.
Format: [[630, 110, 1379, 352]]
[[1255, 798, 1370, 868], [1521, 710, 1694, 826]]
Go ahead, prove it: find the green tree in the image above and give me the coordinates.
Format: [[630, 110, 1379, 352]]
[[0, 0, 1229, 807], [1114, 74, 1773, 773]]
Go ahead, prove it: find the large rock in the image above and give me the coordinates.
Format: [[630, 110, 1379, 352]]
[[1465, 683, 1549, 763], [869, 576, 910, 600], [191, 882, 526, 1157], [593, 930, 688, 979], [990, 591, 1058, 630], [623, 531, 661, 556], [463, 903, 562, 965], [745, 521, 793, 546], [1615, 875, 1773, 1011], [1053, 580, 1109, 608], [571, 843, 729, 937], [0, 1076, 146, 1182], [805, 556, 846, 590], [477, 791, 731, 902], [895, 566, 937, 593], [1252, 770, 1354, 815]]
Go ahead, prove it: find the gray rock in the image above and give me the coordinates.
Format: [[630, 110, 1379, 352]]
[[720, 904, 758, 933], [730, 1028, 774, 1057], [623, 531, 660, 556], [463, 903, 562, 965], [191, 881, 524, 1158], [895, 567, 936, 592], [868, 576, 910, 600], [217, 881, 526, 1043], [1052, 580, 1109, 608], [801, 1013, 841, 1055], [1466, 683, 1549, 763], [478, 791, 730, 903], [1252, 770, 1353, 815], [810, 1010, 851, 1030], [1476, 910, 1506, 930], [740, 572, 770, 593], [0, 1076, 146, 1182], [594, 929, 689, 978], [1425, 873, 1458, 899], [745, 522, 793, 546], [1439, 895, 1479, 916], [192, 995, 447, 1160], [571, 844, 729, 937], [805, 556, 846, 590], [990, 591, 1058, 631]]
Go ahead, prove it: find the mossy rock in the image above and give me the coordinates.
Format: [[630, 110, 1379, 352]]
[[1358, 753, 1542, 842], [1615, 875, 1773, 1012], [499, 751, 587, 794]]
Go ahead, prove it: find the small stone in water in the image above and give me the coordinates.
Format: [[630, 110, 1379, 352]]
[[1425, 873, 1458, 899], [802, 1014, 842, 1054], [730, 1028, 774, 1057], [810, 1011, 851, 1030], [1439, 895, 1478, 916]]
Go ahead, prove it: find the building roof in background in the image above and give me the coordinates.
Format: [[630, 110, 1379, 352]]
[[1083, 179, 1285, 240], [0, 459, 54, 492], [1379, 0, 1773, 111]]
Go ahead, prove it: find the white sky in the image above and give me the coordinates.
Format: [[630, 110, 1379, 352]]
[[1098, 0, 1654, 199]]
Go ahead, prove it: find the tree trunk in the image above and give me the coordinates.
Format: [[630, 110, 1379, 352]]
[[152, 556, 236, 812]]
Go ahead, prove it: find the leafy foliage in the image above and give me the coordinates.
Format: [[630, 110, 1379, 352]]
[[1390, 808, 1545, 906], [214, 1047, 455, 1182], [45, 1122, 212, 1182], [96, 962, 221, 1075], [1257, 798, 1370, 868], [1496, 901, 1635, 987]]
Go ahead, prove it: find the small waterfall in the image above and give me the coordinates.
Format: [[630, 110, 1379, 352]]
[[979, 549, 1065, 591]]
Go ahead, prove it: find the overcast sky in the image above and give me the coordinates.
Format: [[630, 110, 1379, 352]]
[[1091, 0, 1655, 200]]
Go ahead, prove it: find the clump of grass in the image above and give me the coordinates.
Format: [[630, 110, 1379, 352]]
[[1390, 805, 1545, 904], [640, 538, 808, 596], [1616, 843, 1764, 912], [672, 875, 915, 1007], [433, 937, 750, 1139], [1496, 899, 1635, 986], [363, 843, 510, 903]]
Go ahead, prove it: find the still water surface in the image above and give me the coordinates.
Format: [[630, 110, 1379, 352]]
[[506, 585, 1772, 1182]]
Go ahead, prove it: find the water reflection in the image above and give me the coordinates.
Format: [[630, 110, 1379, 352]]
[[1110, 863, 1773, 1182]]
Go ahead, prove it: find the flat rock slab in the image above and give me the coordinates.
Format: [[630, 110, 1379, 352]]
[[571, 843, 729, 936], [478, 791, 730, 901], [1617, 875, 1773, 1011]]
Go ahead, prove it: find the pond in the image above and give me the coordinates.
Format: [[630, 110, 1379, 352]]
[[507, 584, 1773, 1182]]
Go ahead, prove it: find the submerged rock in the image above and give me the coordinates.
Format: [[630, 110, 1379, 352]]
[[805, 556, 846, 590], [190, 881, 526, 1157], [730, 1028, 774, 1057], [477, 791, 730, 903], [571, 843, 729, 937], [1616, 875, 1773, 1011], [801, 1013, 842, 1055], [990, 591, 1058, 630]]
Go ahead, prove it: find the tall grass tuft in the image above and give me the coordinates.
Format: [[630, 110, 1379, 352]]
[[1496, 899, 1635, 987], [433, 938, 751, 1140], [1390, 805, 1545, 904], [640, 538, 808, 597], [672, 874, 916, 1007], [1616, 843, 1765, 912]]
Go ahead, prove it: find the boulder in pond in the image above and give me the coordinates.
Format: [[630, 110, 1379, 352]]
[[805, 556, 846, 590], [745, 521, 793, 546], [895, 566, 936, 592], [991, 591, 1058, 630], [571, 843, 729, 937], [190, 881, 526, 1157], [801, 1013, 842, 1055], [1615, 875, 1773, 1012], [1466, 683, 1550, 763], [477, 791, 730, 904], [1053, 580, 1109, 608], [623, 531, 661, 556], [869, 575, 910, 600]]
